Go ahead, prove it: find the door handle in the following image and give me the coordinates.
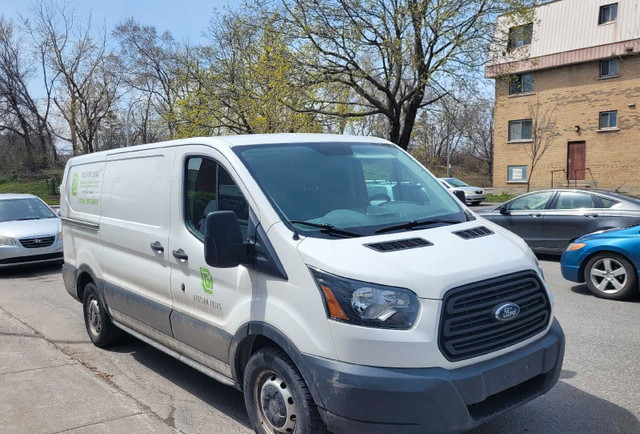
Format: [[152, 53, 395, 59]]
[[150, 241, 164, 253], [584, 213, 598, 218], [172, 249, 188, 261], [529, 213, 542, 218]]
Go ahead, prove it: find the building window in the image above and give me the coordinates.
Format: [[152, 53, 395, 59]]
[[509, 73, 534, 94], [599, 3, 618, 24], [508, 119, 533, 141], [508, 165, 528, 183], [600, 58, 618, 77], [507, 23, 533, 51], [599, 110, 618, 129]]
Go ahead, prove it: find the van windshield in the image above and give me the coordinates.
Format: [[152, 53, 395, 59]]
[[235, 142, 465, 237]]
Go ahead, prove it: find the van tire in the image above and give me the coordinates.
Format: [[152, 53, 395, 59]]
[[584, 253, 638, 300], [82, 283, 120, 347], [243, 347, 327, 434]]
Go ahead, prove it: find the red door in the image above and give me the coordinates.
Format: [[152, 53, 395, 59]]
[[567, 141, 586, 180]]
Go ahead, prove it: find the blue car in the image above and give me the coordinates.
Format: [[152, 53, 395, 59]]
[[561, 225, 640, 300]]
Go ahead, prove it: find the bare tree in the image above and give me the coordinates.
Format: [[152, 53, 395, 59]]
[[0, 16, 57, 170], [523, 101, 560, 192], [463, 99, 494, 177], [113, 19, 181, 136], [24, 2, 121, 155], [282, 0, 531, 149]]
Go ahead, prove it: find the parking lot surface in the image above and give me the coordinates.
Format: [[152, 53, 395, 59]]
[[0, 259, 639, 433]]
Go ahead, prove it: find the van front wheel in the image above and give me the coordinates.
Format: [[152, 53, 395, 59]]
[[244, 348, 326, 434], [82, 283, 120, 347]]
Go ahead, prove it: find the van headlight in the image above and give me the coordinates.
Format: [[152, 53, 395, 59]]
[[309, 268, 419, 330], [0, 235, 16, 246], [534, 257, 545, 281]]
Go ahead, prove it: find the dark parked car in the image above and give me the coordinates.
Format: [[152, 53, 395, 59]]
[[479, 189, 640, 255]]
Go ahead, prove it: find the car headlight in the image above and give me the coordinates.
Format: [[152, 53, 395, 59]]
[[309, 268, 419, 330], [566, 243, 586, 251], [0, 235, 16, 246], [57, 231, 63, 241]]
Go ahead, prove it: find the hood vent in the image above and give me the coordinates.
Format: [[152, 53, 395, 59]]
[[365, 237, 433, 252], [453, 226, 494, 240]]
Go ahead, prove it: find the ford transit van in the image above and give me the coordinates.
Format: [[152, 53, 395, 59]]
[[61, 134, 564, 433]]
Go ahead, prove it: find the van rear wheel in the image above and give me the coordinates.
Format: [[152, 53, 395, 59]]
[[244, 347, 326, 434], [82, 283, 120, 347]]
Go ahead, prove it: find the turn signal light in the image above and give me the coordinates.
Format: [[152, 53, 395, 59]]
[[567, 243, 586, 251], [320, 285, 349, 321]]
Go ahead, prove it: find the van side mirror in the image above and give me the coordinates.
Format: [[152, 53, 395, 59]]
[[499, 206, 510, 215], [453, 189, 466, 203], [204, 211, 247, 268]]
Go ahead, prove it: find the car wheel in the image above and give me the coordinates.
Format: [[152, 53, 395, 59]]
[[471, 201, 482, 206], [584, 253, 638, 300], [244, 347, 327, 434], [82, 282, 120, 347]]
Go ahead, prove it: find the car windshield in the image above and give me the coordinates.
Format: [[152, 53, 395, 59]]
[[235, 142, 465, 237], [444, 178, 468, 187], [0, 198, 56, 223]]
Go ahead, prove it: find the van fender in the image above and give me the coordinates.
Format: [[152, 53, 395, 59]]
[[230, 321, 324, 406], [71, 258, 106, 305]]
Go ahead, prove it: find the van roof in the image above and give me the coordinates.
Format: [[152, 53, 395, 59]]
[[66, 133, 392, 165]]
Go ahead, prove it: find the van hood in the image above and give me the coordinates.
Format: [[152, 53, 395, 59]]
[[0, 218, 61, 239], [296, 220, 537, 300]]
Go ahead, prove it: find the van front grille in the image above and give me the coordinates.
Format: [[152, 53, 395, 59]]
[[19, 236, 55, 248], [439, 271, 550, 362]]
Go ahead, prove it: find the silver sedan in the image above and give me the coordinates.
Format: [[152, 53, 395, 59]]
[[439, 178, 486, 205], [0, 194, 63, 268]]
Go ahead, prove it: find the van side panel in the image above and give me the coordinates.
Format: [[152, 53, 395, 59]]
[[61, 159, 106, 294], [100, 148, 176, 335]]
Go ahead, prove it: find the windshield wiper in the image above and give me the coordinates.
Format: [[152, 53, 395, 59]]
[[374, 218, 463, 234], [14, 217, 41, 221], [289, 220, 361, 238]]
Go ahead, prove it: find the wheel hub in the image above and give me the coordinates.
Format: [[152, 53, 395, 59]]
[[88, 297, 102, 335], [258, 373, 297, 433], [590, 258, 627, 294]]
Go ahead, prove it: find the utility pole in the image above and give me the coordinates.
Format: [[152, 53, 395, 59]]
[[446, 120, 451, 177]]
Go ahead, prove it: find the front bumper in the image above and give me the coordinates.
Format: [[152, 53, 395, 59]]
[[465, 194, 486, 203], [302, 319, 564, 433], [0, 241, 63, 268], [560, 264, 581, 282]]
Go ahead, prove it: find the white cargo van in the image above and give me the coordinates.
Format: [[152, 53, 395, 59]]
[[61, 134, 564, 433]]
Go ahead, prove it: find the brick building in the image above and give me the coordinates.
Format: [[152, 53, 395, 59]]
[[486, 0, 640, 194]]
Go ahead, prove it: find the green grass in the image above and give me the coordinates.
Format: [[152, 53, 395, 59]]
[[485, 193, 515, 203], [0, 179, 60, 205]]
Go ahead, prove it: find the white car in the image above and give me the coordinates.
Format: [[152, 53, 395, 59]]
[[0, 194, 63, 268], [439, 177, 486, 205], [60, 134, 564, 433]]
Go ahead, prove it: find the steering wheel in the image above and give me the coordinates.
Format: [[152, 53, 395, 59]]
[[369, 193, 391, 205]]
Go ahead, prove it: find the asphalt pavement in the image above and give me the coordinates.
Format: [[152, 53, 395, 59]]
[[0, 258, 639, 433]]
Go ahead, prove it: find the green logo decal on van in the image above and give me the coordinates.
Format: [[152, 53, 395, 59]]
[[200, 267, 213, 294], [71, 173, 78, 196]]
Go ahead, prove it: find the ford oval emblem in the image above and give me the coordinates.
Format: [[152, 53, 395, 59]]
[[493, 302, 520, 322]]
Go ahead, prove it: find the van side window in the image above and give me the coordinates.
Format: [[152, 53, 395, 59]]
[[185, 157, 249, 238]]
